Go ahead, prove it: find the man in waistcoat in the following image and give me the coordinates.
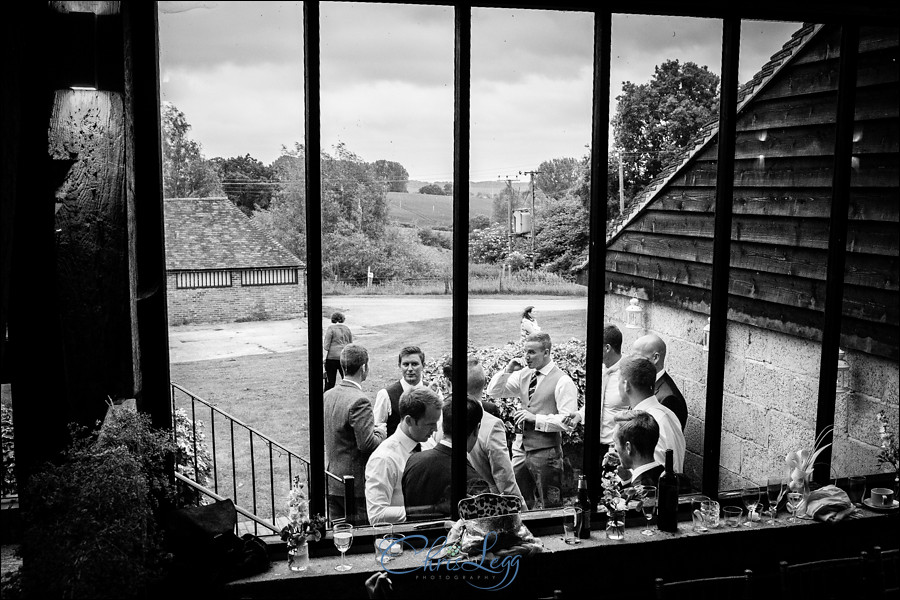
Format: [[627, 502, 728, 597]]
[[486, 332, 577, 509], [373, 346, 429, 437]]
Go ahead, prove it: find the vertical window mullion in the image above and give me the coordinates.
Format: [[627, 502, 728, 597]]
[[450, 3, 471, 521], [814, 24, 860, 484], [303, 0, 325, 518], [702, 17, 741, 498], [584, 10, 612, 510]]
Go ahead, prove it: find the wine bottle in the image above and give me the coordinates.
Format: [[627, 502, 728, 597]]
[[575, 474, 591, 539], [657, 449, 679, 532]]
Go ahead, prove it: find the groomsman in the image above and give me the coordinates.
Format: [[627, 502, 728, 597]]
[[631, 333, 688, 432]]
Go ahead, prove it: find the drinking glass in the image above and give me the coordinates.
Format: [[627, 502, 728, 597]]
[[691, 495, 711, 532], [847, 476, 866, 506], [640, 486, 657, 536], [766, 476, 786, 524], [373, 522, 394, 564], [333, 523, 354, 572], [723, 506, 742, 527], [563, 507, 582, 545], [701, 500, 720, 529], [741, 485, 760, 527], [786, 492, 803, 523]]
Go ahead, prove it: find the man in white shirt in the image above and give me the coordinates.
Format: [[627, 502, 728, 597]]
[[617, 356, 685, 472], [631, 333, 688, 432], [565, 324, 629, 461], [364, 387, 443, 524], [486, 332, 578, 509], [612, 411, 664, 488], [373, 346, 430, 437]]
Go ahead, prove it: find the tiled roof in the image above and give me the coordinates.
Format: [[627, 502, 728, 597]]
[[164, 197, 304, 271], [604, 22, 822, 246]]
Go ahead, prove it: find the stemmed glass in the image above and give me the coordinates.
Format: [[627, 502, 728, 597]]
[[786, 492, 804, 523], [333, 523, 354, 572], [766, 476, 786, 524], [640, 486, 657, 536], [741, 484, 760, 527]]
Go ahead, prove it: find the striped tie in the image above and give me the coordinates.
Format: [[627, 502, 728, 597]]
[[528, 371, 538, 405]]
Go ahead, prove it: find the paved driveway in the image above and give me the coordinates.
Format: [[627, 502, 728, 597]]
[[168, 295, 586, 363]]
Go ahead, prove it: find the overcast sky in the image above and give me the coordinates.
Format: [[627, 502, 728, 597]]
[[158, 2, 799, 182]]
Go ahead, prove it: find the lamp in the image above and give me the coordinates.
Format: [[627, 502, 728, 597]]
[[624, 297, 644, 330], [836, 348, 851, 394], [702, 317, 711, 351]]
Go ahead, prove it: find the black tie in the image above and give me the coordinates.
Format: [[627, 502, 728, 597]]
[[412, 443, 421, 454]]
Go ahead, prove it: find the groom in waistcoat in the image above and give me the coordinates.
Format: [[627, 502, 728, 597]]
[[487, 332, 578, 509], [373, 346, 430, 437]]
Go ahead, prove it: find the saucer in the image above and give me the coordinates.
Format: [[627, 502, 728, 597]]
[[862, 498, 899, 512]]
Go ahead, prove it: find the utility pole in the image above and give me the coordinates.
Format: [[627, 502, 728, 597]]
[[520, 170, 542, 269], [500, 175, 518, 255]]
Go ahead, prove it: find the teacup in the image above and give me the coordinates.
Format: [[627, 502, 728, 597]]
[[870, 487, 894, 506]]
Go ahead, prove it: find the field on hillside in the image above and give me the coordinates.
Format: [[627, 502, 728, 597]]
[[386, 191, 496, 228]]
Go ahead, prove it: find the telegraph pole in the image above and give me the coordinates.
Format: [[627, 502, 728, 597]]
[[500, 175, 518, 255], [519, 170, 542, 269]]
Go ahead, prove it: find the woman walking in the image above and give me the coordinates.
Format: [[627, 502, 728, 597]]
[[323, 312, 352, 391], [520, 305, 541, 340]]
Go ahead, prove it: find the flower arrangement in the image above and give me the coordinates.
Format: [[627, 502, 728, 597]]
[[599, 449, 641, 513], [876, 410, 898, 473], [280, 476, 326, 549], [785, 425, 833, 492]]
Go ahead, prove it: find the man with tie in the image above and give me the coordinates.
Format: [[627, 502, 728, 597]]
[[364, 387, 443, 524], [487, 332, 577, 509], [631, 333, 688, 432], [565, 324, 629, 461], [373, 346, 431, 437]]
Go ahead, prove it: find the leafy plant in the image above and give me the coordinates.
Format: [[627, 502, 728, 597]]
[[1, 403, 15, 496], [876, 410, 899, 472], [172, 408, 214, 506]]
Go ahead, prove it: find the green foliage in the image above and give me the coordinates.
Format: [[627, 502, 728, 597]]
[[161, 102, 223, 199], [417, 227, 452, 250], [418, 183, 446, 195], [21, 409, 176, 599], [469, 223, 511, 264], [374, 159, 409, 193], [491, 180, 522, 225], [173, 408, 214, 506], [613, 59, 719, 196], [535, 157, 581, 201], [1, 404, 15, 496], [213, 154, 276, 215], [534, 196, 590, 275], [469, 213, 491, 231]]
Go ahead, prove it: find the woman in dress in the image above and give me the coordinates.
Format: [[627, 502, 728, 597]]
[[520, 305, 541, 340], [323, 312, 352, 391]]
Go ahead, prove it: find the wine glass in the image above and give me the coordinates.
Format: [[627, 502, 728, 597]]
[[333, 523, 354, 572], [741, 484, 760, 527], [786, 492, 803, 523], [766, 476, 786, 524], [640, 486, 657, 536]]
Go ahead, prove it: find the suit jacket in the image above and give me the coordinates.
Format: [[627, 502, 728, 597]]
[[631, 464, 665, 488], [324, 380, 385, 498], [402, 444, 478, 518], [656, 372, 688, 432], [467, 411, 524, 502]]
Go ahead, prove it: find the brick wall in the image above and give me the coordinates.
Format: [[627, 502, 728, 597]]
[[605, 293, 898, 491], [166, 269, 307, 325]]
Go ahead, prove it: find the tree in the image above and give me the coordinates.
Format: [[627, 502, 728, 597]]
[[373, 159, 409, 193], [322, 142, 389, 239], [213, 154, 275, 215], [534, 196, 590, 274], [491, 180, 521, 225], [535, 157, 580, 201], [469, 214, 491, 232], [252, 144, 306, 260], [612, 59, 719, 197], [418, 183, 445, 196], [161, 102, 222, 198], [442, 182, 453, 196]]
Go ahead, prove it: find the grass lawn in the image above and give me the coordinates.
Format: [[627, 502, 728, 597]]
[[169, 309, 587, 524]]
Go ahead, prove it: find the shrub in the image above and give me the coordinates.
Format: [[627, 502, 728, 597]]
[[1, 404, 15, 496]]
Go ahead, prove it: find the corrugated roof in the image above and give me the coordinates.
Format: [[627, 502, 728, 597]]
[[604, 22, 823, 246], [164, 197, 304, 271]]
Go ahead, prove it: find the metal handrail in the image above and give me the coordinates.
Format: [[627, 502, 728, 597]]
[[174, 472, 280, 535], [170, 383, 355, 532]]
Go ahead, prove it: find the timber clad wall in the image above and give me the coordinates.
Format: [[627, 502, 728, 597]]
[[165, 270, 306, 325], [603, 23, 899, 487], [605, 24, 900, 360]]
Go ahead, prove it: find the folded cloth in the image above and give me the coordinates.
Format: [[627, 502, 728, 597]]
[[435, 516, 543, 560], [805, 485, 853, 522]]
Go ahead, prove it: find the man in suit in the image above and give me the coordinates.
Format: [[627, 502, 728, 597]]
[[401, 397, 483, 518], [465, 357, 525, 504], [631, 333, 688, 432], [373, 346, 432, 437], [618, 355, 685, 471], [487, 332, 578, 509], [365, 387, 443, 524], [323, 344, 386, 525], [612, 411, 663, 487]]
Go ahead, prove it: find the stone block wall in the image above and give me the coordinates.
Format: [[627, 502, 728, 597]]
[[166, 269, 307, 325], [604, 293, 898, 491]]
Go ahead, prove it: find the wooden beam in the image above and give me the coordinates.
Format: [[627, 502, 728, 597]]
[[737, 86, 898, 131], [674, 155, 898, 188], [703, 17, 740, 498], [303, 0, 325, 518]]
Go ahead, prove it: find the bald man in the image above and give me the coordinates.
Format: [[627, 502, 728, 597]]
[[631, 334, 688, 432]]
